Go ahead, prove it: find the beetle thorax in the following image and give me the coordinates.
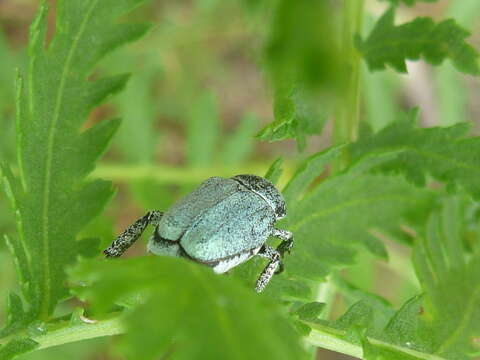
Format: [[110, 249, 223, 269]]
[[231, 174, 286, 220]]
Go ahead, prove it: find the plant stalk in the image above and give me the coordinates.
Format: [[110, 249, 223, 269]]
[[1, 314, 447, 360], [324, 0, 365, 328], [306, 325, 447, 360], [333, 0, 365, 169], [91, 162, 294, 186], [0, 315, 125, 354]]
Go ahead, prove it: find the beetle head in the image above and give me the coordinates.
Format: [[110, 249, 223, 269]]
[[232, 174, 286, 220]]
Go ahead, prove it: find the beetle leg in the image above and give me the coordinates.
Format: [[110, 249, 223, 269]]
[[255, 245, 282, 293], [104, 210, 164, 258], [257, 244, 284, 274], [272, 229, 294, 257]]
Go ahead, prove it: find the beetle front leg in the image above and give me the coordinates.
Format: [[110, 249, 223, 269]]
[[272, 229, 294, 257], [104, 210, 164, 258], [255, 245, 282, 293]]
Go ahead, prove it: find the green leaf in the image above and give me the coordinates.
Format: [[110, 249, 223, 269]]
[[264, 157, 283, 185], [357, 8, 480, 75], [350, 109, 480, 200], [294, 302, 325, 322], [70, 257, 306, 360], [220, 113, 257, 164], [256, 84, 327, 151], [259, 0, 337, 150], [1, 0, 151, 322], [308, 196, 480, 359], [410, 198, 480, 358], [110, 50, 160, 164], [238, 148, 432, 300], [360, 198, 480, 359], [331, 275, 396, 329], [285, 155, 431, 282], [282, 146, 343, 205], [0, 26, 21, 164], [308, 297, 433, 359], [0, 293, 31, 339], [187, 91, 220, 167], [434, 0, 480, 126], [330, 300, 381, 342], [0, 338, 38, 360]]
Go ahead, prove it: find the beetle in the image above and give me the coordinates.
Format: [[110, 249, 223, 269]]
[[103, 174, 293, 292]]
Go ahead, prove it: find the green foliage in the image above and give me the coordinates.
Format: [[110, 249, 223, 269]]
[[70, 257, 306, 360], [304, 197, 480, 360], [221, 113, 258, 164], [435, 0, 480, 126], [0, 28, 15, 106], [264, 0, 338, 91], [0, 27, 23, 164], [1, 1, 480, 359], [258, 0, 337, 150], [0, 338, 38, 360], [294, 302, 325, 322], [0, 0, 151, 357], [350, 109, 480, 200], [361, 13, 401, 132], [187, 91, 219, 167], [108, 49, 160, 164], [357, 8, 480, 75], [280, 151, 432, 284], [410, 198, 480, 358], [362, 65, 399, 132], [18, 338, 107, 360], [0, 293, 30, 338], [256, 84, 327, 151], [264, 158, 284, 185], [235, 148, 433, 300]]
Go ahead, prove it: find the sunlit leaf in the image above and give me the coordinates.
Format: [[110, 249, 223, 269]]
[[1, 0, 150, 325], [307, 197, 480, 359], [350, 109, 480, 200]]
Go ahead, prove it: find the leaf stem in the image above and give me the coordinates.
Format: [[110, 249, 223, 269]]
[[315, 275, 336, 321], [306, 327, 362, 359], [0, 315, 126, 354], [35, 317, 124, 351], [334, 0, 365, 169], [305, 325, 448, 360], [1, 313, 447, 360]]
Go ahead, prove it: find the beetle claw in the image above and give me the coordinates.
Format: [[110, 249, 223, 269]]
[[277, 239, 293, 257]]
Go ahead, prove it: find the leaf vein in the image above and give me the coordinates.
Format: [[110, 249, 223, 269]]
[[40, 0, 99, 318]]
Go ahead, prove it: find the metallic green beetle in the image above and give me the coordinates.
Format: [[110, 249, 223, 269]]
[[104, 174, 293, 292]]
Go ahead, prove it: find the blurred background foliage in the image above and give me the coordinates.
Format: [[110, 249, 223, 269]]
[[0, 0, 479, 359]]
